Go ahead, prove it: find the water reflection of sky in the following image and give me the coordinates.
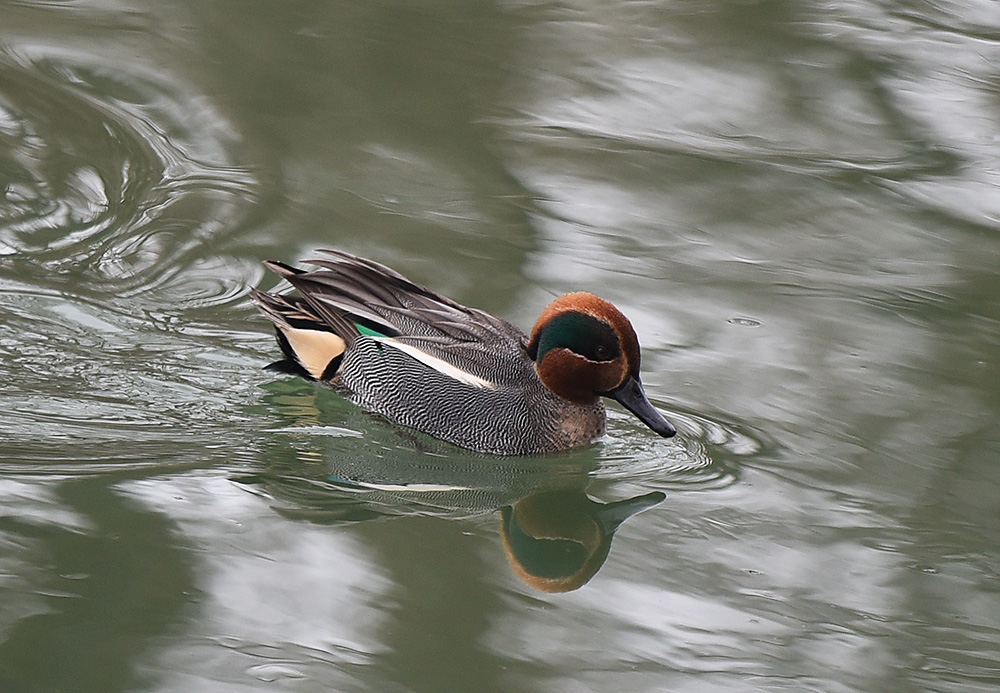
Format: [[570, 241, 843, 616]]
[[1, 0, 999, 691]]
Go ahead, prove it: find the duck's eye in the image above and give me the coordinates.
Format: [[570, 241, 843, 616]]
[[594, 344, 610, 360]]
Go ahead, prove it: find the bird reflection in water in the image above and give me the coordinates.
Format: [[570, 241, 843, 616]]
[[243, 464, 663, 593], [500, 490, 664, 593], [243, 388, 666, 592]]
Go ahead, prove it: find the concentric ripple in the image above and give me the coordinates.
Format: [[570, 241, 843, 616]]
[[0, 46, 264, 474], [0, 48, 258, 302], [595, 406, 763, 489]]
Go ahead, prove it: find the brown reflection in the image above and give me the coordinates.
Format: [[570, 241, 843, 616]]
[[501, 490, 664, 593], [0, 479, 195, 692]]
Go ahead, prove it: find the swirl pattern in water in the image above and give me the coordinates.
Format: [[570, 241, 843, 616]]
[[0, 48, 265, 473], [0, 49, 259, 299], [594, 405, 756, 490]]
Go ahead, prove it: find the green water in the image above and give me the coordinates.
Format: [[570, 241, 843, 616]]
[[1, 1, 998, 691]]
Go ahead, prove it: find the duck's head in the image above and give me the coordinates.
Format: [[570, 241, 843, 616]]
[[527, 292, 676, 438]]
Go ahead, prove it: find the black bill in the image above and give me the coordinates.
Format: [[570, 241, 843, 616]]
[[608, 376, 676, 438]]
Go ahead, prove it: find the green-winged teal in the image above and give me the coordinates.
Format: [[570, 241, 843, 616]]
[[252, 250, 675, 455]]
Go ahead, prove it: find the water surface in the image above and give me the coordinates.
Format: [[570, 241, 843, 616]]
[[1, 1, 999, 691]]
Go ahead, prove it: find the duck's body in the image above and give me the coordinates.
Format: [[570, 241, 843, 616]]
[[252, 251, 674, 455]]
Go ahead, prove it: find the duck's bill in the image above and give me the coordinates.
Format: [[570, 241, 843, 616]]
[[608, 376, 676, 438], [595, 491, 667, 534]]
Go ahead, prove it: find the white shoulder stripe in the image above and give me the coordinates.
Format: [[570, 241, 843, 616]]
[[375, 338, 497, 390]]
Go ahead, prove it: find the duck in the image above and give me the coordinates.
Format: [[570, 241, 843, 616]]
[[251, 250, 675, 455]]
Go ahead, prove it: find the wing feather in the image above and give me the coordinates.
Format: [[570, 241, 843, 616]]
[[255, 250, 531, 388]]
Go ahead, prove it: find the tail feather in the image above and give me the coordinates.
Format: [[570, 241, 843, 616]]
[[264, 328, 311, 378], [304, 261, 407, 307], [262, 260, 304, 278], [252, 285, 353, 382]]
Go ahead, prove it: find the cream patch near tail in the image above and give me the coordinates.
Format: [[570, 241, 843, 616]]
[[280, 326, 346, 380]]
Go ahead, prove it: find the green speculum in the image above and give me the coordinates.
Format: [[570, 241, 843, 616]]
[[356, 323, 388, 338]]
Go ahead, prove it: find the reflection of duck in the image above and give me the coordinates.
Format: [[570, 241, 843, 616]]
[[243, 421, 597, 523], [242, 459, 663, 592], [243, 388, 667, 592], [252, 251, 675, 455], [501, 490, 665, 593]]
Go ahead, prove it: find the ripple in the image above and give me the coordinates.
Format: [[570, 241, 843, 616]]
[[596, 407, 763, 489], [0, 48, 258, 305], [0, 44, 266, 475]]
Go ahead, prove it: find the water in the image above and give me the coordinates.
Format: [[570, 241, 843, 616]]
[[1, 1, 998, 691]]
